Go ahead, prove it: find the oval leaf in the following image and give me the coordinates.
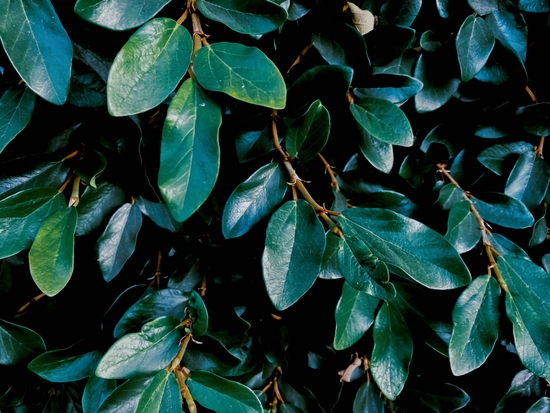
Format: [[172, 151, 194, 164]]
[[477, 141, 533, 176], [444, 200, 482, 254], [96, 377, 153, 413], [286, 100, 330, 161], [357, 128, 394, 174], [505, 151, 550, 210], [472, 192, 535, 229], [0, 85, 35, 154], [135, 369, 182, 413], [82, 375, 117, 413], [76, 182, 126, 237], [354, 74, 423, 104], [188, 290, 209, 337], [456, 15, 495, 81], [353, 381, 384, 413], [0, 318, 46, 365]]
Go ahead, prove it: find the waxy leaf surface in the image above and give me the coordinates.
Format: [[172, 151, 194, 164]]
[[505, 150, 550, 210], [286, 100, 330, 161], [0, 318, 46, 365], [135, 369, 182, 413], [477, 141, 532, 176], [82, 375, 116, 413], [76, 182, 126, 236], [96, 377, 152, 413], [445, 200, 481, 254], [472, 192, 534, 229], [0, 85, 35, 154], [353, 381, 384, 413], [354, 74, 423, 104], [485, 3, 528, 61], [456, 15, 495, 81]]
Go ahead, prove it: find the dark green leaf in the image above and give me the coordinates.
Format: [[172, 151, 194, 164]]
[[414, 53, 460, 113], [74, 0, 171, 31], [318, 231, 344, 280], [29, 207, 78, 297], [456, 15, 495, 81], [486, 2, 528, 61], [222, 162, 287, 239], [0, 0, 72, 104], [158, 78, 221, 223], [527, 397, 550, 413], [475, 39, 527, 86], [371, 301, 412, 400], [379, 0, 421, 26], [356, 126, 394, 174], [505, 151, 550, 210], [96, 203, 143, 282], [353, 381, 384, 413], [107, 18, 192, 116], [472, 192, 534, 228], [68, 71, 106, 107], [187, 371, 263, 413], [445, 200, 482, 254], [406, 382, 471, 413], [517, 0, 549, 12], [542, 254, 550, 273], [96, 377, 152, 413], [188, 291, 208, 337], [528, 207, 547, 248], [82, 375, 116, 413], [235, 127, 274, 163], [522, 103, 550, 136], [436, 183, 464, 210], [0, 318, 46, 365], [449, 275, 500, 375], [468, 0, 498, 14], [76, 182, 126, 236], [286, 100, 330, 161], [355, 190, 418, 218], [477, 141, 533, 176], [0, 85, 35, 154], [488, 233, 531, 260], [334, 282, 379, 350], [76, 149, 107, 188], [135, 196, 182, 233], [135, 370, 182, 413], [354, 74, 423, 104], [183, 334, 241, 374], [194, 42, 286, 109], [288, 0, 310, 20], [495, 369, 544, 413], [262, 200, 326, 310], [420, 30, 442, 52], [368, 28, 416, 69]]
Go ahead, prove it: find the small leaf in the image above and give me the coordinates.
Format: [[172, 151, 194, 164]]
[[76, 182, 126, 236], [135, 196, 182, 233], [29, 207, 78, 297], [194, 42, 286, 109], [346, 2, 375, 35], [68, 71, 107, 107], [135, 370, 182, 413], [82, 375, 116, 413], [420, 30, 442, 52], [0, 318, 46, 365], [0, 85, 35, 154], [444, 200, 482, 254], [456, 15, 495, 81], [76, 148, 107, 188], [468, 0, 498, 14], [527, 397, 550, 413], [472, 192, 535, 229], [286, 100, 330, 161], [528, 207, 547, 248], [188, 291, 209, 337], [517, 0, 549, 12], [235, 127, 274, 163], [356, 127, 394, 174], [318, 231, 344, 280], [477, 141, 533, 176], [96, 377, 152, 413], [354, 74, 423, 104], [436, 184, 464, 210], [505, 151, 550, 210]]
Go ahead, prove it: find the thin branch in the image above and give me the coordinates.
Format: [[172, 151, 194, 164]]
[[318, 153, 339, 187], [525, 86, 545, 158], [287, 43, 313, 74], [168, 333, 192, 372], [17, 293, 46, 313]]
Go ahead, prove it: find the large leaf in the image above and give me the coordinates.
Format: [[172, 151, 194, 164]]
[[135, 369, 182, 413], [468, 0, 498, 14], [74, 0, 171, 31], [338, 208, 471, 290], [370, 301, 413, 401], [0, 188, 65, 259], [477, 141, 533, 176], [96, 377, 152, 413], [107, 18, 192, 116], [0, 85, 35, 154], [456, 15, 495, 81], [449, 275, 500, 375], [472, 192, 535, 229], [82, 375, 116, 413], [262, 200, 326, 310], [76, 182, 126, 236], [196, 0, 287, 35], [187, 370, 263, 413], [0, 318, 46, 365], [96, 203, 143, 282], [444, 200, 482, 254], [158, 78, 221, 223], [194, 42, 286, 109], [517, 0, 549, 12], [333, 282, 379, 350], [0, 0, 72, 104], [29, 207, 78, 297], [505, 151, 550, 210], [286, 100, 330, 161], [222, 163, 288, 239]]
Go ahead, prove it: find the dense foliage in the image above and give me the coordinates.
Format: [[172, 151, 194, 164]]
[[1, 0, 550, 411]]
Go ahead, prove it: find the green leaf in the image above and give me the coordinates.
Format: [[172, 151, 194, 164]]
[[194, 42, 286, 109], [183, 334, 241, 374], [96, 318, 182, 379], [350, 98, 414, 146], [475, 39, 527, 86], [135, 370, 182, 413], [468, 0, 498, 14], [445, 200, 481, 254], [29, 207, 78, 297], [235, 126, 274, 163], [436, 184, 464, 211], [420, 30, 442, 52], [107, 18, 192, 116], [262, 200, 326, 310], [354, 74, 423, 104], [529, 207, 547, 247], [0, 85, 35, 154], [0, 0, 72, 104], [82, 375, 116, 413], [353, 381, 384, 413], [379, 0, 421, 26], [542, 254, 550, 273], [449, 275, 500, 375], [356, 127, 394, 174], [96, 377, 152, 413], [338, 208, 471, 290], [456, 15, 495, 82], [135, 196, 182, 232], [28, 343, 103, 382], [371, 301, 412, 401], [196, 0, 287, 35], [158, 78, 221, 223], [222, 163, 288, 239], [477, 141, 533, 176], [286, 100, 330, 161], [74, 0, 171, 31], [76, 182, 126, 237], [505, 151, 550, 210], [406, 382, 471, 413], [488, 233, 531, 260], [96, 203, 143, 282], [0, 188, 65, 259], [485, 2, 528, 61], [333, 282, 379, 350], [188, 290, 209, 337], [76, 149, 107, 188], [0, 318, 46, 365], [522, 103, 550, 136], [187, 370, 263, 413], [68, 71, 106, 107], [472, 192, 535, 229], [527, 397, 550, 412], [517, 0, 549, 12], [318, 232, 344, 280], [414, 53, 460, 113]]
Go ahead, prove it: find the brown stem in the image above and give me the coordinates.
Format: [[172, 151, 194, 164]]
[[191, 12, 209, 46], [536, 137, 545, 159], [149, 251, 162, 289], [64, 149, 79, 160], [318, 153, 339, 187], [17, 293, 46, 313], [168, 333, 192, 371], [291, 185, 298, 201], [199, 273, 207, 297], [58, 174, 73, 193], [525, 85, 538, 103], [175, 368, 197, 413], [287, 43, 313, 74], [68, 176, 81, 207]]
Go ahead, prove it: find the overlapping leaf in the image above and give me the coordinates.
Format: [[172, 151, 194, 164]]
[[82, 375, 116, 413], [445, 200, 481, 254], [505, 150, 550, 210], [0, 318, 46, 365], [96, 377, 152, 413], [472, 192, 534, 228], [76, 182, 126, 236], [457, 15, 495, 81], [354, 74, 423, 104], [135, 370, 182, 413], [477, 141, 532, 176], [0, 85, 35, 154], [286, 100, 330, 161]]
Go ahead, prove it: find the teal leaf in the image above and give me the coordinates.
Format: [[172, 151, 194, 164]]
[[436, 183, 464, 210], [68, 71, 106, 107], [194, 42, 286, 109], [0, 0, 72, 104], [529, 207, 547, 248], [158, 78, 221, 223], [188, 290, 209, 337], [350, 98, 414, 146], [183, 335, 241, 374], [107, 18, 192, 116], [505, 151, 550, 210], [527, 397, 550, 412], [318, 231, 344, 280], [196, 0, 287, 35], [96, 377, 153, 413], [135, 370, 182, 413], [485, 2, 528, 61], [472, 192, 535, 229], [354, 74, 423, 104], [74, 0, 172, 31], [0, 85, 35, 154], [477, 141, 533, 176], [333, 282, 379, 350], [76, 182, 126, 236], [371, 301, 412, 401], [445, 200, 482, 254], [356, 127, 394, 174], [456, 15, 495, 82], [262, 200, 326, 310], [286, 100, 330, 161], [235, 126, 274, 163], [467, 0, 498, 14], [29, 207, 78, 297], [420, 30, 442, 52], [187, 370, 263, 413], [449, 275, 500, 375], [542, 254, 550, 273], [0, 188, 65, 259], [475, 39, 527, 86], [379, 0, 421, 26], [82, 375, 117, 413], [135, 196, 182, 232], [353, 381, 384, 413], [522, 103, 550, 136], [487, 233, 531, 260], [0, 318, 46, 365], [76, 148, 107, 188], [96, 203, 143, 282], [517, 0, 549, 12], [414, 53, 460, 113], [222, 163, 288, 239]]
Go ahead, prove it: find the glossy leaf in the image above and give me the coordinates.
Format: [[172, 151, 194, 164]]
[[262, 200, 326, 310], [82, 375, 116, 413], [406, 382, 471, 413], [527, 397, 550, 412], [76, 148, 107, 188], [488, 233, 531, 260], [135, 196, 182, 233], [353, 381, 384, 413], [456, 15, 495, 82], [74, 0, 172, 31], [183, 334, 241, 374], [414, 53, 460, 113], [371, 301, 413, 400], [486, 3, 528, 61], [0, 188, 65, 259], [529, 207, 547, 247], [475, 39, 527, 86], [468, 0, 498, 14], [235, 126, 274, 163], [356, 127, 394, 174], [517, 0, 549, 12], [96, 203, 143, 282], [107, 18, 192, 116], [194, 42, 286, 109], [436, 184, 464, 210], [522, 103, 550, 136], [187, 370, 263, 413], [222, 162, 288, 239], [68, 71, 106, 107], [158, 79, 221, 223], [0, 318, 46, 365], [96, 377, 152, 413], [472, 192, 535, 229], [477, 141, 533, 176], [29, 207, 78, 297], [76, 182, 126, 236], [445, 200, 481, 254], [542, 254, 550, 273], [0, 0, 72, 104], [449, 275, 500, 375], [196, 0, 287, 35], [318, 231, 344, 280], [286, 100, 330, 161], [0, 85, 35, 154], [420, 30, 442, 52], [135, 369, 182, 413], [354, 74, 423, 104], [505, 151, 550, 210], [333, 282, 379, 350], [379, 0, 421, 26], [188, 291, 209, 337]]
